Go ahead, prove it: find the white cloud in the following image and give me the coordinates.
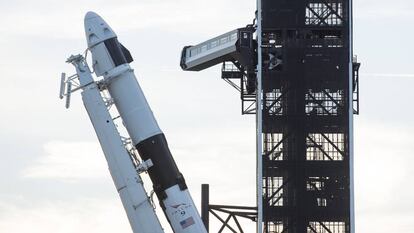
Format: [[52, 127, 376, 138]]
[[23, 141, 108, 181], [0, 0, 254, 39], [0, 0, 413, 232], [355, 0, 414, 20], [361, 73, 414, 78], [354, 122, 414, 231], [0, 197, 131, 233]]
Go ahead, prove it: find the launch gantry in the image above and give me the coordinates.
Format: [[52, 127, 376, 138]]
[[181, 0, 360, 232]]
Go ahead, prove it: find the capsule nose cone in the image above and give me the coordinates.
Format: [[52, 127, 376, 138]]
[[85, 11, 99, 20], [84, 11, 117, 48]]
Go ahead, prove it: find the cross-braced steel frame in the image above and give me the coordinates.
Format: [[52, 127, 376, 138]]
[[257, 0, 359, 232], [198, 1, 360, 232]]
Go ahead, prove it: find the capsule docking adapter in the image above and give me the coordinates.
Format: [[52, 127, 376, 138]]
[[84, 12, 208, 233]]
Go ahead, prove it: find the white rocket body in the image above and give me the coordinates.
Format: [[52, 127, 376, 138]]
[[69, 57, 164, 233], [84, 12, 207, 233]]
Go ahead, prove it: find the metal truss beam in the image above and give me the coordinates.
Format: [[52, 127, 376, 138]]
[[307, 135, 334, 161]]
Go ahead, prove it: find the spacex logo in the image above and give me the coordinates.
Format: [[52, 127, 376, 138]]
[[170, 203, 192, 216]]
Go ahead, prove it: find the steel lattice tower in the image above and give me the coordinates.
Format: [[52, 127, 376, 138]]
[[180, 0, 360, 232], [257, 0, 359, 232]]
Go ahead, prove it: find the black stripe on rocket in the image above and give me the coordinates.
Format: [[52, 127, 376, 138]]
[[136, 133, 188, 201], [103, 38, 133, 66]]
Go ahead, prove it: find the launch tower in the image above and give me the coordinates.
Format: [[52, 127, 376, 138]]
[[257, 0, 360, 232], [181, 0, 360, 232]]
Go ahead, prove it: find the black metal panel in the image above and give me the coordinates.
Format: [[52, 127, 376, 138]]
[[201, 184, 210, 231], [262, 1, 306, 28], [104, 38, 128, 66], [136, 133, 187, 202]]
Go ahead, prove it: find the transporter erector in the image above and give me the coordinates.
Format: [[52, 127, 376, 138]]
[[61, 12, 208, 233]]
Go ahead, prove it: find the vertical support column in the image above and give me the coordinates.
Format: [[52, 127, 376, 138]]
[[256, 0, 263, 233], [201, 184, 210, 232], [348, 0, 355, 232]]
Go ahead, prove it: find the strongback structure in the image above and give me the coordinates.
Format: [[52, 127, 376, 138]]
[[181, 0, 360, 232]]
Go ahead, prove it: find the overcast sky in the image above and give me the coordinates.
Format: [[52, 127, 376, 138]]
[[0, 0, 413, 232]]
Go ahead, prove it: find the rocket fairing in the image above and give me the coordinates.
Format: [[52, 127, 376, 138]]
[[84, 12, 207, 233]]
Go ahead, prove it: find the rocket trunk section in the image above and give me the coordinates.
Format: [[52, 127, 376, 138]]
[[84, 12, 207, 233]]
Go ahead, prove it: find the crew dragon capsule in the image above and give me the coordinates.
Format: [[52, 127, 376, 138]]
[[83, 12, 207, 233]]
